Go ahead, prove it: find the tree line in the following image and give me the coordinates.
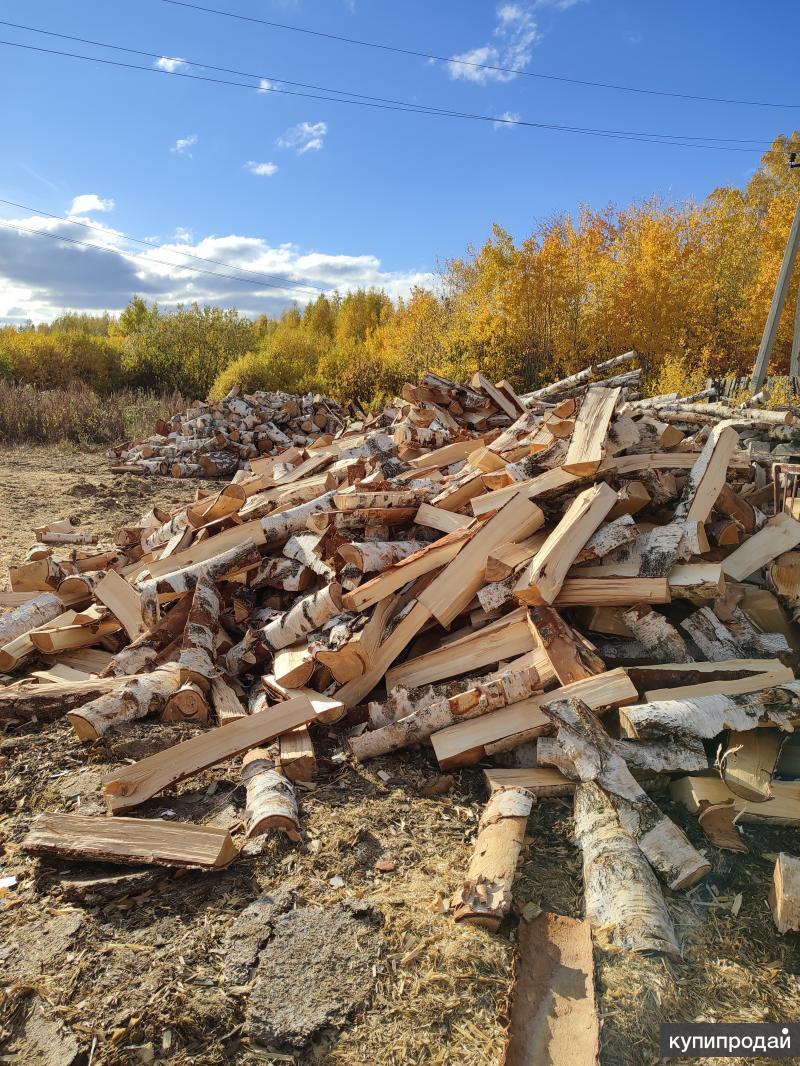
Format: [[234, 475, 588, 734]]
[[2, 133, 800, 406]]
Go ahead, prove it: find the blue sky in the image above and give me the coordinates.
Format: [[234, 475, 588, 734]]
[[1, 0, 798, 323]]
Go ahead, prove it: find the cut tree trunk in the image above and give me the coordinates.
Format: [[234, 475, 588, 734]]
[[451, 786, 533, 930], [0, 591, 63, 644], [574, 781, 680, 958], [162, 680, 210, 723], [177, 576, 220, 689], [543, 697, 709, 890], [259, 583, 344, 652], [623, 604, 693, 663]]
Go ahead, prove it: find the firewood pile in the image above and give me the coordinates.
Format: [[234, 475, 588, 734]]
[[4, 349, 800, 1054], [108, 389, 352, 477]]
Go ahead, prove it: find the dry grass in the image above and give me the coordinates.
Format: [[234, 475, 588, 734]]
[[0, 383, 186, 444]]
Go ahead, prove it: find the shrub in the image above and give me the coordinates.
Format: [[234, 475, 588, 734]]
[[0, 330, 124, 392]]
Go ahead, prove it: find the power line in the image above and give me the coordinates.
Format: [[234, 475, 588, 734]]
[[0, 19, 772, 146], [0, 37, 767, 151], [0, 219, 329, 299], [160, 0, 800, 112], [0, 197, 325, 295]]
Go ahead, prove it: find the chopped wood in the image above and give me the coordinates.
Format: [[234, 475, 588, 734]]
[[770, 853, 800, 933], [278, 725, 317, 781], [22, 812, 239, 869], [722, 512, 800, 581], [697, 800, 749, 853], [68, 663, 182, 740], [451, 786, 533, 930], [721, 728, 785, 802], [101, 693, 316, 813], [242, 749, 300, 840], [562, 386, 621, 476], [503, 913, 599, 1066]]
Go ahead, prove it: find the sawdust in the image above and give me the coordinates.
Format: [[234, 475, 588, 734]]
[[2, 450, 800, 1064]]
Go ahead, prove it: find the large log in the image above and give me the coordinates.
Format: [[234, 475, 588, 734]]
[[574, 782, 680, 958], [521, 352, 637, 402], [177, 576, 220, 688], [623, 604, 692, 663], [259, 583, 343, 652], [451, 786, 533, 930], [543, 697, 709, 890]]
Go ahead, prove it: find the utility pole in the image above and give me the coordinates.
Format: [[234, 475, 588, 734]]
[[750, 152, 800, 393], [790, 275, 800, 381]]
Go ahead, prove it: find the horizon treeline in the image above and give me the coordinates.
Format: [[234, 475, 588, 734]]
[[2, 133, 800, 407]]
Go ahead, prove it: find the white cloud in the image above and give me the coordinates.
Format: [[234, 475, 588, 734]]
[[257, 79, 273, 93], [173, 227, 193, 243], [0, 210, 434, 323], [277, 121, 327, 154], [69, 194, 115, 215], [447, 2, 540, 83], [493, 111, 521, 129], [155, 56, 187, 72], [244, 161, 279, 177], [171, 134, 198, 156]]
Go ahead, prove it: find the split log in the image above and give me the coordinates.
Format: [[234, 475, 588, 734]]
[[101, 693, 316, 813], [242, 749, 300, 840], [723, 513, 800, 581], [278, 726, 317, 781], [177, 576, 220, 688], [519, 482, 617, 604], [336, 540, 426, 572], [67, 663, 182, 740], [248, 556, 313, 593], [210, 675, 247, 723], [562, 386, 621, 476], [623, 604, 692, 663], [94, 569, 145, 639], [22, 812, 238, 869], [715, 484, 757, 534], [770, 853, 800, 933], [103, 597, 192, 677], [349, 665, 540, 761], [526, 605, 605, 685], [259, 583, 343, 652], [574, 782, 680, 957], [696, 801, 748, 853], [451, 786, 534, 930], [721, 728, 785, 801], [543, 697, 709, 890], [0, 592, 62, 644]]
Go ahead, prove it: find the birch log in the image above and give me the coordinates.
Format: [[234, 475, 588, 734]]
[[350, 666, 541, 761], [138, 542, 262, 629], [574, 782, 681, 957], [337, 540, 426, 572], [623, 604, 693, 663], [101, 597, 192, 677], [67, 663, 182, 740], [259, 490, 337, 546], [177, 577, 220, 689], [259, 583, 344, 652], [451, 786, 533, 930], [619, 682, 800, 742], [163, 680, 210, 723], [543, 698, 710, 890], [0, 592, 63, 644], [242, 749, 300, 840]]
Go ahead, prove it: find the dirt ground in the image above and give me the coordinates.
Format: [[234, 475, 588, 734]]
[[1, 446, 800, 1066]]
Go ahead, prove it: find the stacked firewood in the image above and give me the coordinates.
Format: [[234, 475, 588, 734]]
[[5, 350, 800, 960], [108, 388, 352, 477]]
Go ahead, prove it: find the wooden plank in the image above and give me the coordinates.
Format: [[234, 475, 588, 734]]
[[406, 437, 487, 470], [504, 913, 599, 1066], [94, 569, 145, 640], [419, 492, 545, 627], [22, 812, 238, 869], [644, 664, 794, 701], [722, 513, 800, 581], [431, 669, 637, 769], [101, 694, 316, 813], [520, 483, 617, 604], [562, 386, 620, 476], [470, 467, 579, 517]]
